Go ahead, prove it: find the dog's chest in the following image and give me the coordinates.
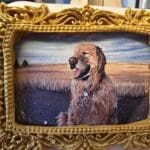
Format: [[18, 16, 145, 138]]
[[74, 91, 93, 111], [71, 80, 96, 112]]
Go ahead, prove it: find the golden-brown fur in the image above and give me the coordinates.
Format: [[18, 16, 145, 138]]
[[57, 44, 118, 125]]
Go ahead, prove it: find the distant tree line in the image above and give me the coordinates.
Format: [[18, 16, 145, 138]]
[[14, 59, 29, 68]]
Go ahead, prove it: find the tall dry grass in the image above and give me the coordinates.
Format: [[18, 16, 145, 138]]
[[15, 77, 148, 98], [15, 78, 71, 92]]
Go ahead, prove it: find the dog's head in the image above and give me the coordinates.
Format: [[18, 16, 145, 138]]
[[69, 44, 106, 80]]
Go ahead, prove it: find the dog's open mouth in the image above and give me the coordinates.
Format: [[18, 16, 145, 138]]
[[73, 65, 90, 79]]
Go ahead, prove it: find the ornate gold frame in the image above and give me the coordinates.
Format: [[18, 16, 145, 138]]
[[0, 2, 150, 149]]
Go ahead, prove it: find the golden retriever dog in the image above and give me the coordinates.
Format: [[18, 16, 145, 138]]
[[57, 44, 118, 125]]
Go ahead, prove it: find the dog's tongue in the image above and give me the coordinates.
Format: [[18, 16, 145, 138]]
[[74, 68, 81, 78]]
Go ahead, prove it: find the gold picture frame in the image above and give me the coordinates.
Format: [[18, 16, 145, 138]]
[[0, 2, 150, 150]]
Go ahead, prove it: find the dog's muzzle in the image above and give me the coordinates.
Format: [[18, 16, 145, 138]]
[[69, 57, 78, 69]]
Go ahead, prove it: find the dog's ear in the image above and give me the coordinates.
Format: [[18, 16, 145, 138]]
[[96, 46, 106, 74]]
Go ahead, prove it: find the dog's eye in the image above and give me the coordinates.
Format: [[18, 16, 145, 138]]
[[83, 52, 89, 57], [83, 52, 87, 55]]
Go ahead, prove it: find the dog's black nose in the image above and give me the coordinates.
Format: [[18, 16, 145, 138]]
[[69, 57, 78, 65], [69, 57, 78, 69]]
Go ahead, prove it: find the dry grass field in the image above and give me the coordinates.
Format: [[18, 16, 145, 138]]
[[15, 63, 149, 84], [15, 63, 150, 82]]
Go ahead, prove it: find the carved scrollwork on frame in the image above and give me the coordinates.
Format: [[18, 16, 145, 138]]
[[0, 3, 150, 26], [0, 2, 150, 150], [0, 130, 41, 149], [0, 132, 150, 150], [38, 133, 150, 150]]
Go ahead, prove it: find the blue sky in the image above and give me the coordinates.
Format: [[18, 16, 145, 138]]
[[15, 32, 150, 64]]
